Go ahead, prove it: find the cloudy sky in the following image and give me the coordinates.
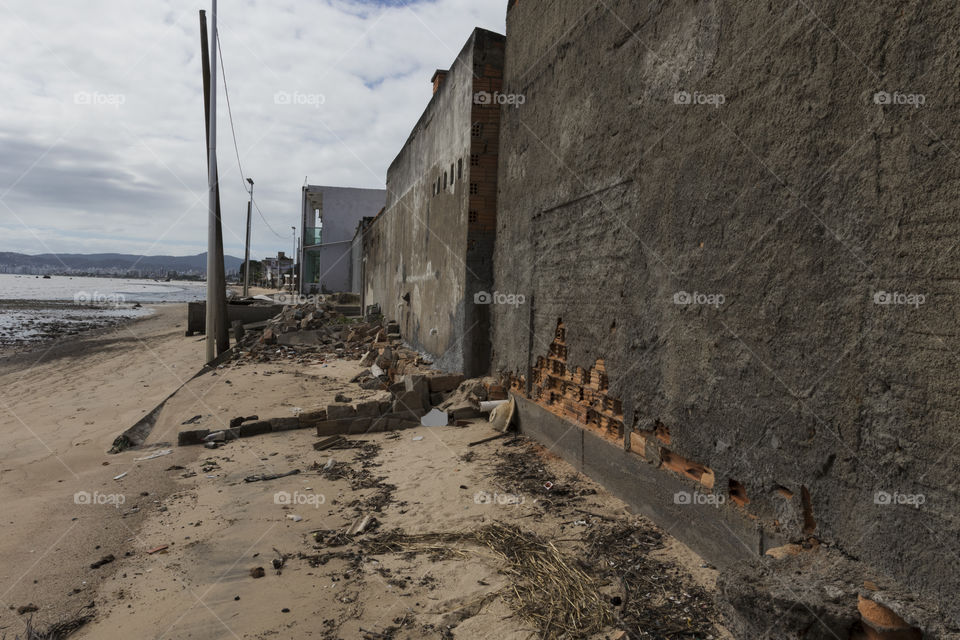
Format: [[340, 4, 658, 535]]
[[0, 0, 506, 259]]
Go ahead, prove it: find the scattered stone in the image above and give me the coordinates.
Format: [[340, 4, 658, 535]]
[[250, 567, 265, 579]]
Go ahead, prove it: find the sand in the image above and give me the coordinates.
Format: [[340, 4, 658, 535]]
[[0, 305, 730, 639]]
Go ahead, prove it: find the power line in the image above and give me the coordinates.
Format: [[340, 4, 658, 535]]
[[216, 32, 287, 240]]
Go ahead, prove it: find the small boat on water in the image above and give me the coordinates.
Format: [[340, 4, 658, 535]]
[[42, 275, 51, 279]]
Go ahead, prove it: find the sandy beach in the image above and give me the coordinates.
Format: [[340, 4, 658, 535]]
[[0, 305, 729, 639]]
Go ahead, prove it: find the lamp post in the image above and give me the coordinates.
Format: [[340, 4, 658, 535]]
[[242, 177, 254, 297], [291, 226, 297, 293]]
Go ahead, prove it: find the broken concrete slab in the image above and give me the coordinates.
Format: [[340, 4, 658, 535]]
[[239, 420, 272, 438], [391, 390, 427, 417], [326, 404, 357, 421], [270, 417, 300, 432], [449, 405, 481, 420], [354, 400, 381, 419], [360, 377, 389, 391], [178, 429, 211, 446], [298, 410, 328, 428], [428, 374, 464, 393]]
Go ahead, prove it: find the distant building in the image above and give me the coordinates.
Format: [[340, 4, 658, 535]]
[[299, 186, 386, 294], [261, 253, 293, 289]]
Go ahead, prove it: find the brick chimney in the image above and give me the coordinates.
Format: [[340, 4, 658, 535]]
[[431, 69, 449, 94]]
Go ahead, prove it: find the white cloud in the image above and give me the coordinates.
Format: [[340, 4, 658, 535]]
[[0, 0, 506, 258]]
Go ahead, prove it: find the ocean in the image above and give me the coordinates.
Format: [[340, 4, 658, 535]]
[[0, 274, 207, 351]]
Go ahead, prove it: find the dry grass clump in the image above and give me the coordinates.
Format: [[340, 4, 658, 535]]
[[364, 523, 615, 638]]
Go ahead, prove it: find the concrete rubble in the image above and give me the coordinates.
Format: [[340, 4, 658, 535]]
[[177, 299, 507, 446]]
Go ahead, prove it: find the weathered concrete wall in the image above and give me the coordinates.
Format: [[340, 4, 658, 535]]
[[364, 28, 505, 376], [350, 217, 374, 297], [493, 0, 960, 633]]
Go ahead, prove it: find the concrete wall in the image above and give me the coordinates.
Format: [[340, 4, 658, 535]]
[[493, 0, 960, 631], [364, 28, 505, 376], [350, 216, 374, 297], [301, 186, 385, 294]]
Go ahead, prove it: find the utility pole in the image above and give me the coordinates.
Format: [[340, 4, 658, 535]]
[[200, 4, 229, 361], [243, 177, 254, 297], [203, 2, 219, 362], [291, 226, 297, 293]]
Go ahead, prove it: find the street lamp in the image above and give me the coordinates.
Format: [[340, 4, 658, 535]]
[[242, 177, 254, 297]]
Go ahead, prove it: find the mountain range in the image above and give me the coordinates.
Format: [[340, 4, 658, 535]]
[[0, 252, 245, 277]]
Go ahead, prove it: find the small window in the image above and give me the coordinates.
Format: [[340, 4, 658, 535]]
[[458, 159, 463, 179], [470, 154, 479, 167], [450, 163, 455, 184], [437, 177, 441, 194], [444, 171, 448, 189], [472, 123, 482, 138], [470, 183, 479, 195], [468, 210, 479, 223]]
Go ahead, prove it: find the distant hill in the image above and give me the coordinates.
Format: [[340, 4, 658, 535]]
[[0, 252, 244, 277]]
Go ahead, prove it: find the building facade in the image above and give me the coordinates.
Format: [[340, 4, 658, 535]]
[[300, 185, 385, 294], [363, 28, 505, 377]]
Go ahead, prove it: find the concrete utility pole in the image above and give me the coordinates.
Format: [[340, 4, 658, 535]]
[[203, 2, 219, 361], [200, 4, 229, 361], [243, 178, 254, 297], [291, 226, 297, 293]]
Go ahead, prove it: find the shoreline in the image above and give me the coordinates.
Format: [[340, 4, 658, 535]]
[[0, 302, 170, 363]]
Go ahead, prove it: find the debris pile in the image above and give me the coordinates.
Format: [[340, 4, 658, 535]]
[[232, 299, 396, 364]]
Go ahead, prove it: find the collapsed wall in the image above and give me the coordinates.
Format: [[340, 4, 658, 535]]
[[492, 0, 960, 635], [364, 28, 504, 377]]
